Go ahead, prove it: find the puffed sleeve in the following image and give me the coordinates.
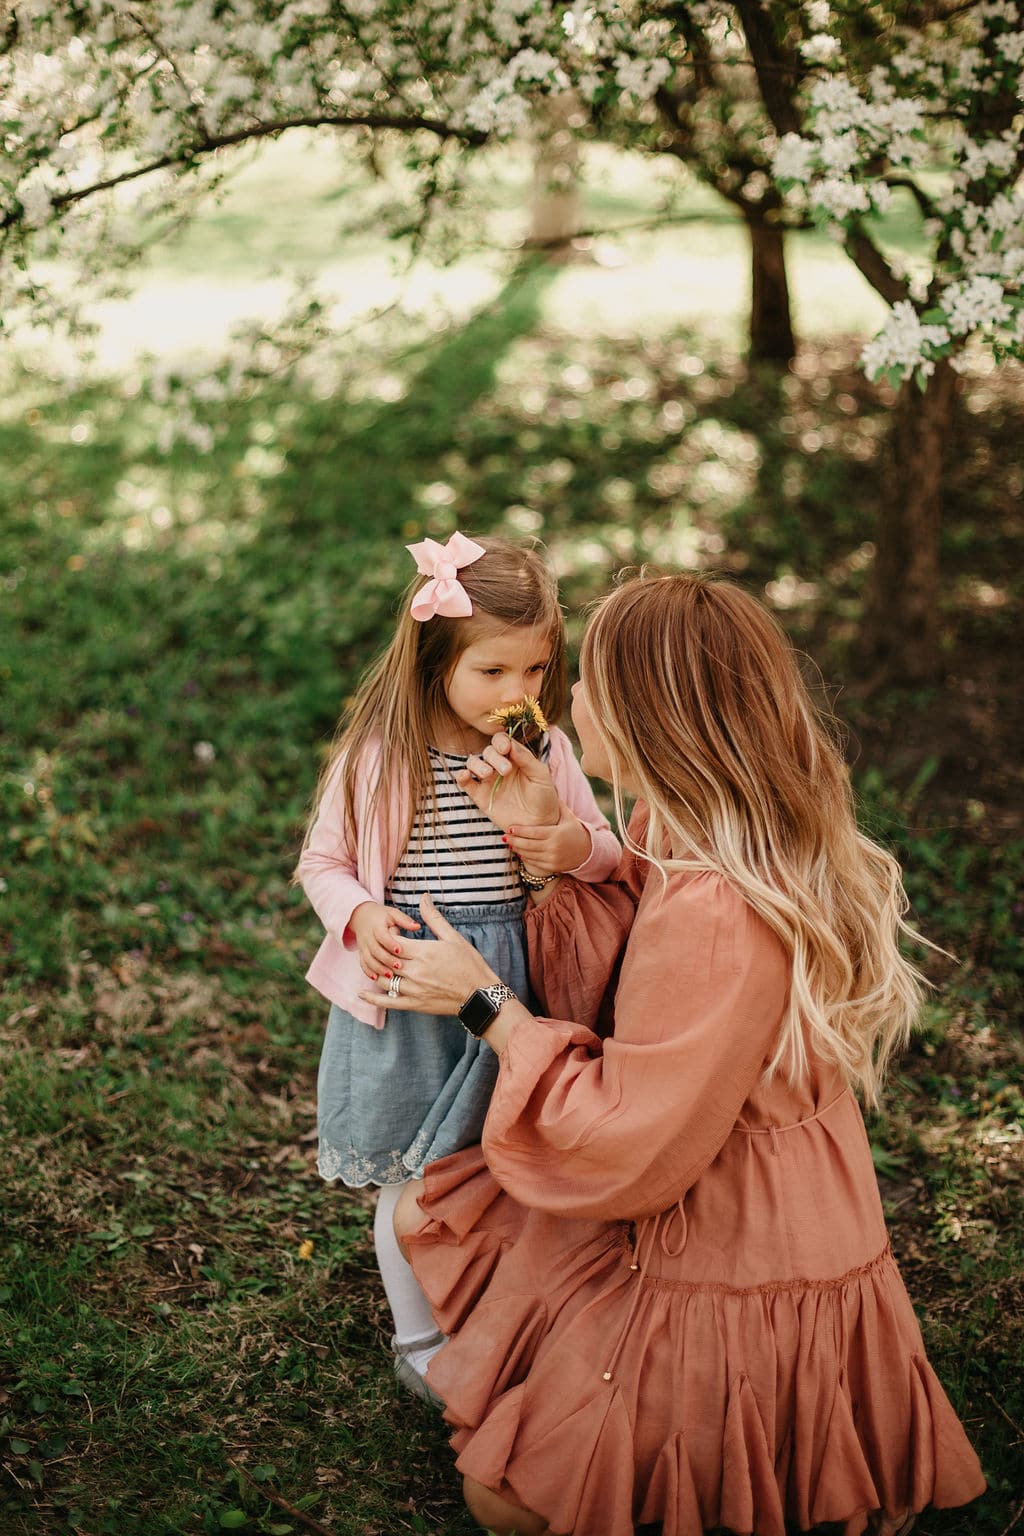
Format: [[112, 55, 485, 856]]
[[524, 801, 650, 1031], [524, 873, 639, 1036], [484, 871, 791, 1222]]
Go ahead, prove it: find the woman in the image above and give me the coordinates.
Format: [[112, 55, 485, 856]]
[[361, 573, 985, 1536]]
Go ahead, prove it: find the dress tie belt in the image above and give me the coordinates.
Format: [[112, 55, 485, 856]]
[[602, 1196, 688, 1383], [599, 1091, 852, 1383], [736, 1088, 851, 1154]]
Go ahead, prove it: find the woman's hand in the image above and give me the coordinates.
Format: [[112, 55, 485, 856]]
[[357, 894, 498, 1016], [455, 733, 560, 831]]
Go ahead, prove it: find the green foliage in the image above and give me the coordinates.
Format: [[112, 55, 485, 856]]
[[2, 274, 1022, 1531]]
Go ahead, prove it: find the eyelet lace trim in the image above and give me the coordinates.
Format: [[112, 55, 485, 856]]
[[318, 1141, 427, 1188]]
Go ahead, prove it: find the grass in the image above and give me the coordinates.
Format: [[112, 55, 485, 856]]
[[2, 151, 1023, 1533]]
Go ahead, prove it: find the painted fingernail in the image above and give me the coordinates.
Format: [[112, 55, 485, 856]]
[[393, 947, 401, 955], [384, 971, 392, 979], [370, 973, 377, 981]]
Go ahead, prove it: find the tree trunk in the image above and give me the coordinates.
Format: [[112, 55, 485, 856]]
[[860, 358, 959, 686], [526, 94, 582, 261], [744, 209, 796, 366]]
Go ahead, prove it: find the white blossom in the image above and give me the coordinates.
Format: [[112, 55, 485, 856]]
[[813, 176, 871, 219], [891, 47, 923, 80], [801, 33, 841, 66], [772, 132, 816, 184], [943, 275, 1012, 335], [809, 75, 867, 132], [961, 134, 1017, 181], [818, 134, 859, 174], [614, 54, 672, 101], [19, 178, 55, 229], [861, 301, 951, 381], [982, 191, 1024, 233], [463, 78, 530, 134], [509, 49, 564, 86]]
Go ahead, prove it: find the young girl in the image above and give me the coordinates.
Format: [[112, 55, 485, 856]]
[[296, 532, 619, 1403]]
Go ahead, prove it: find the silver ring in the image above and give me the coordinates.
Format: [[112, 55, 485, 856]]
[[387, 974, 401, 999]]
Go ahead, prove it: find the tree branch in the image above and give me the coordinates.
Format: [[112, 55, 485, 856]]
[[888, 175, 939, 222], [844, 221, 912, 306], [124, 5, 200, 125], [1, 111, 486, 231], [229, 1463, 336, 1536], [518, 207, 737, 251], [731, 0, 804, 137]]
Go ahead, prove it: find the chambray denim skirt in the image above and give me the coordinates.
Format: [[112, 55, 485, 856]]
[[316, 898, 529, 1187]]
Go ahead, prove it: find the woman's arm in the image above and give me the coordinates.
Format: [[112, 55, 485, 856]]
[[357, 874, 637, 1038], [359, 875, 791, 1225], [484, 873, 791, 1221]]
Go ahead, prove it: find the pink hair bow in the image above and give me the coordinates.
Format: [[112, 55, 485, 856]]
[[407, 532, 486, 621]]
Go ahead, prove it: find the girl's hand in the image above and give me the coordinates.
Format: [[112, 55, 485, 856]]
[[455, 733, 560, 830], [357, 894, 499, 1016], [506, 805, 592, 876], [347, 901, 421, 981]]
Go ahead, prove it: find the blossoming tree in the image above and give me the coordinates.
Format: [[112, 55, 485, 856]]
[[4, 1, 1022, 680], [590, 7, 806, 362], [1, 2, 810, 363], [743, 0, 1024, 680]]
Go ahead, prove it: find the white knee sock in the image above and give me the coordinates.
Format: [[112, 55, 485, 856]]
[[373, 1183, 443, 1372]]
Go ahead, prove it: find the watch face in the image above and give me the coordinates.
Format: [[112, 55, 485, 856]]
[[459, 989, 497, 1035]]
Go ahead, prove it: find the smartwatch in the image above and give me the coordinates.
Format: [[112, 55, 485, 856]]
[[458, 983, 516, 1037]]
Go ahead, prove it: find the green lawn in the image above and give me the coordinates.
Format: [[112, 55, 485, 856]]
[[1, 140, 1022, 1535]]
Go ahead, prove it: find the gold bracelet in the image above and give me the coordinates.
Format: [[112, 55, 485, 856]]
[[516, 859, 561, 891]]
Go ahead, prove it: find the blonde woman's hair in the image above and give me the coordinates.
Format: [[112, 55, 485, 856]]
[[300, 535, 567, 870], [580, 571, 925, 1105]]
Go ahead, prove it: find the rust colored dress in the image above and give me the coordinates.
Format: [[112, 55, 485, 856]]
[[405, 833, 985, 1536]]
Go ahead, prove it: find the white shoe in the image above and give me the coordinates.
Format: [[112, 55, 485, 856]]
[[391, 1331, 445, 1408], [871, 1514, 915, 1536]]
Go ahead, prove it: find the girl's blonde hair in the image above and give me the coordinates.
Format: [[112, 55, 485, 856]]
[[580, 571, 924, 1105], [301, 535, 566, 866]]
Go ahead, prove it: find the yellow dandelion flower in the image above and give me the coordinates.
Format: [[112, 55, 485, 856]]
[[485, 696, 548, 809], [297, 1239, 314, 1261], [487, 695, 548, 745]]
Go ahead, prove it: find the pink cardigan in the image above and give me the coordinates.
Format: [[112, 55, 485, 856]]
[[297, 728, 620, 1028]]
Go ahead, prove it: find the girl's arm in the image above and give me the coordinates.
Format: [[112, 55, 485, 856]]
[[508, 727, 620, 881], [295, 755, 379, 947], [454, 729, 620, 882]]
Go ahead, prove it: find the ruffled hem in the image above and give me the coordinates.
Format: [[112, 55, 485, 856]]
[[404, 1145, 525, 1334], [407, 1150, 986, 1536]]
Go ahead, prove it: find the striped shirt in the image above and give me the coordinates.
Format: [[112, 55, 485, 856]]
[[386, 742, 549, 906]]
